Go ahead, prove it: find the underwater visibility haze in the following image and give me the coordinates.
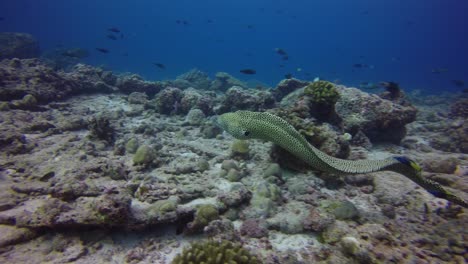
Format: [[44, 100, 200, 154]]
[[1, 0, 467, 92], [0, 0, 467, 263]]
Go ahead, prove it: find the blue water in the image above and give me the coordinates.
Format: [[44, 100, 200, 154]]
[[1, 0, 467, 93]]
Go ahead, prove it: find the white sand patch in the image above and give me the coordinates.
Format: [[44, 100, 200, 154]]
[[269, 232, 319, 251]]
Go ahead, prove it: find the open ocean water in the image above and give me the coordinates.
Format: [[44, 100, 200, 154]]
[[1, 0, 467, 93]]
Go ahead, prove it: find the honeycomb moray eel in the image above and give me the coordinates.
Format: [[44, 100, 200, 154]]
[[217, 110, 467, 208]]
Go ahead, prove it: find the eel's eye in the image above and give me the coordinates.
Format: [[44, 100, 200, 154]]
[[243, 130, 250, 136]]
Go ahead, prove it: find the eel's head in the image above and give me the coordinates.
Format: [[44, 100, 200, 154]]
[[394, 156, 422, 176], [216, 112, 253, 140], [394, 156, 468, 208]]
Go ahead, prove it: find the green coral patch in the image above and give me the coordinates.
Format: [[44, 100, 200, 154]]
[[171, 240, 260, 264]]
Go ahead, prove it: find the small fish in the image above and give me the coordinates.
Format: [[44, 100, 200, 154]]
[[0, 17, 4, 21], [282, 55, 289, 61], [275, 48, 287, 56], [451, 80, 464, 87], [279, 64, 285, 68], [463, 88, 468, 93], [108, 27, 121, 33], [96, 48, 109, 53], [240, 69, 256, 75], [207, 19, 214, 23], [353, 63, 366, 68], [183, 20, 189, 25], [431, 68, 448, 74], [153, 63, 166, 69], [247, 24, 255, 29], [106, 34, 117, 40], [176, 20, 181, 24], [284, 73, 293, 79]]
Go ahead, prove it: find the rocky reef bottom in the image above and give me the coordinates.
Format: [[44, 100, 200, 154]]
[[0, 92, 467, 264]]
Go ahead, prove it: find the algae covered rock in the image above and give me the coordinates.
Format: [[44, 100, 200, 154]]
[[322, 200, 360, 220], [171, 240, 259, 264], [186, 108, 206, 125], [154, 86, 183, 114], [133, 145, 156, 166], [231, 139, 250, 159], [125, 138, 139, 154], [187, 204, 220, 233], [272, 78, 308, 101]]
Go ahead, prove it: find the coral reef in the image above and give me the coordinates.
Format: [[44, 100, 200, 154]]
[[210, 72, 247, 92], [174, 68, 212, 89], [271, 78, 309, 101], [0, 32, 40, 60], [0, 61, 466, 264], [88, 115, 115, 143], [216, 86, 275, 113], [116, 74, 164, 96], [171, 240, 259, 264], [449, 98, 468, 118], [154, 86, 184, 114], [335, 86, 417, 143]]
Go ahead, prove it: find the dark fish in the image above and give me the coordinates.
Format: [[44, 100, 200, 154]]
[[207, 19, 214, 23], [353, 63, 365, 68], [431, 68, 448, 74], [120, 33, 124, 39], [451, 80, 465, 87], [282, 55, 289, 61], [463, 88, 468, 93], [62, 48, 90, 59], [183, 20, 189, 25], [96, 48, 109, 53], [275, 48, 287, 56], [279, 64, 285, 68], [176, 20, 181, 24], [247, 24, 255, 29], [108, 27, 121, 33], [153, 63, 166, 69], [284, 73, 293, 79], [107, 34, 117, 40], [240, 69, 256, 75], [0, 17, 4, 21]]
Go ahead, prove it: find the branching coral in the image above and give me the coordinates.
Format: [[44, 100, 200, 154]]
[[171, 240, 260, 264], [304, 80, 340, 106]]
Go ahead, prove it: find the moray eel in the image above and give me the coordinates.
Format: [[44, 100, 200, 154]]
[[217, 110, 467, 208]]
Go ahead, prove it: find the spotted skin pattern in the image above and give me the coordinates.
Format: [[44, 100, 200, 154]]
[[217, 111, 467, 208]]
